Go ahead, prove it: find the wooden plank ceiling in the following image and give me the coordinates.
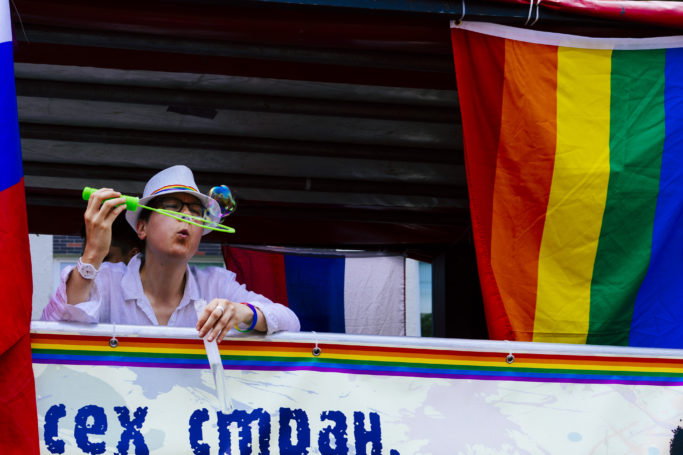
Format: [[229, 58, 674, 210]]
[[12, 0, 466, 250]]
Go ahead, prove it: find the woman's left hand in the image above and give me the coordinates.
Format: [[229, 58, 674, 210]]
[[196, 299, 263, 342]]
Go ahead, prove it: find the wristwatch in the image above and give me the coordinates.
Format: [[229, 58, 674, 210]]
[[77, 257, 99, 280]]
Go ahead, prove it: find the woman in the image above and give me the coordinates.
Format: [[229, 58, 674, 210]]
[[42, 165, 300, 342]]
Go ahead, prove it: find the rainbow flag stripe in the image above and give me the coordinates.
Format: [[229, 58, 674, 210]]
[[150, 184, 198, 195], [30, 333, 683, 386], [451, 24, 683, 348]]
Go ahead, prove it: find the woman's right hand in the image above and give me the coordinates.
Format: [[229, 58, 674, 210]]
[[81, 188, 128, 267]]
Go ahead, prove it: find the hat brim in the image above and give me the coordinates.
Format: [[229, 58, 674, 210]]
[[125, 189, 215, 236]]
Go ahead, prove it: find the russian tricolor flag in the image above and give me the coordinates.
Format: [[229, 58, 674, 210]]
[[0, 1, 38, 452], [223, 246, 406, 335]]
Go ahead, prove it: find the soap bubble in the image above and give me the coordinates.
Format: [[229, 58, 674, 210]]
[[208, 185, 236, 218], [204, 198, 222, 225]]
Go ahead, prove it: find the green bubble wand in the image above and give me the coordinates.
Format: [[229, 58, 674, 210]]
[[82, 187, 235, 234]]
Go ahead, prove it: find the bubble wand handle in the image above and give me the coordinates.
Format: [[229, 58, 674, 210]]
[[82, 187, 139, 211]]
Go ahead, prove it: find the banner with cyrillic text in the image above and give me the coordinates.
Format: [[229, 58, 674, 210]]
[[32, 321, 683, 454]]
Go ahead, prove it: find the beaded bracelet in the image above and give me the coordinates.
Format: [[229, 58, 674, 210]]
[[235, 303, 257, 333]]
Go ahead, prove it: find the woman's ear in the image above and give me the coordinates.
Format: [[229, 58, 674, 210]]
[[136, 219, 147, 240]]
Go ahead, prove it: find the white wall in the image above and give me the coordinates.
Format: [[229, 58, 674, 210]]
[[29, 233, 53, 319], [405, 258, 421, 336]]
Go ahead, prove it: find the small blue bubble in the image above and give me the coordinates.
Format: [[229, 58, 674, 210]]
[[568, 432, 582, 442], [648, 447, 659, 455]]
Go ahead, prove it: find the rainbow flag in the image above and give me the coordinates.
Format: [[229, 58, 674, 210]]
[[451, 23, 683, 348]]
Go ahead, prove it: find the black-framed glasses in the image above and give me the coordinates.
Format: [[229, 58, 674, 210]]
[[155, 197, 204, 217]]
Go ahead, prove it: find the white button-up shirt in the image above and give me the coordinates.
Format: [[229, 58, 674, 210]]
[[41, 254, 300, 335]]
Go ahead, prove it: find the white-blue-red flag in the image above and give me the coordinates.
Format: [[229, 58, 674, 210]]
[[0, 1, 38, 453]]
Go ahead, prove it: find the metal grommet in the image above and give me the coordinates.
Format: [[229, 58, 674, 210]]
[[312, 346, 321, 356], [109, 337, 119, 348], [505, 354, 514, 364]]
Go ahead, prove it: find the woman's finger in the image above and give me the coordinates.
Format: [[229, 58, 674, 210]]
[[199, 301, 228, 339], [85, 188, 111, 210], [207, 306, 234, 342], [216, 320, 232, 343], [86, 188, 118, 213], [198, 308, 221, 338], [97, 197, 127, 219], [195, 304, 216, 330]]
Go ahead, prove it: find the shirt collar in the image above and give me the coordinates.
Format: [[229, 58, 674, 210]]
[[122, 254, 144, 302], [121, 253, 201, 310], [178, 262, 201, 311]]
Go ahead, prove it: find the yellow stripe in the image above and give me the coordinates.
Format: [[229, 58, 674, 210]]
[[534, 48, 612, 343]]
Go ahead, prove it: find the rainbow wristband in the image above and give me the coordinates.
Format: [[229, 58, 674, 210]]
[[235, 303, 257, 333]]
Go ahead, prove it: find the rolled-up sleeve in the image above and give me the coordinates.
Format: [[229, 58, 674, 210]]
[[247, 298, 301, 335], [40, 265, 102, 323]]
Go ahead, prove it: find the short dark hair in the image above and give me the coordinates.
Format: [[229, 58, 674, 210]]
[[135, 198, 158, 254], [111, 215, 142, 253]]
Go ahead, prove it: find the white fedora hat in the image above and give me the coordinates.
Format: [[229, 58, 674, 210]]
[[125, 165, 217, 236]]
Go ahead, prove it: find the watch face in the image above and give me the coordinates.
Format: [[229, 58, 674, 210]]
[[78, 260, 98, 279]]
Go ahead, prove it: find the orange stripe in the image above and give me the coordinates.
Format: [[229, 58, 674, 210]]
[[491, 40, 558, 341]]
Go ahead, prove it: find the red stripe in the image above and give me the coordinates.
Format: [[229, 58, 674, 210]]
[[450, 29, 510, 339], [0, 179, 32, 353], [0, 334, 38, 454], [223, 246, 289, 307]]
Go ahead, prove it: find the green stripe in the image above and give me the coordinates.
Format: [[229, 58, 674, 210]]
[[588, 49, 667, 345]]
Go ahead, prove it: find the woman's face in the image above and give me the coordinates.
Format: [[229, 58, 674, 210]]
[[137, 192, 204, 262]]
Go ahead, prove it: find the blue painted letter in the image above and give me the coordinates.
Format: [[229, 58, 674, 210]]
[[217, 408, 271, 455], [353, 412, 382, 455], [278, 408, 310, 454], [318, 411, 348, 455], [189, 408, 210, 455], [44, 404, 66, 454], [114, 406, 149, 455], [74, 405, 108, 455]]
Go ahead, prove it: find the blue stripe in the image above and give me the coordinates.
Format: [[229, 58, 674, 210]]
[[0, 41, 22, 191], [284, 254, 346, 333], [630, 48, 683, 348]]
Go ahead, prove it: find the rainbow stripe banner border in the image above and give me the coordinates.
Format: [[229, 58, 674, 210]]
[[31, 323, 683, 387]]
